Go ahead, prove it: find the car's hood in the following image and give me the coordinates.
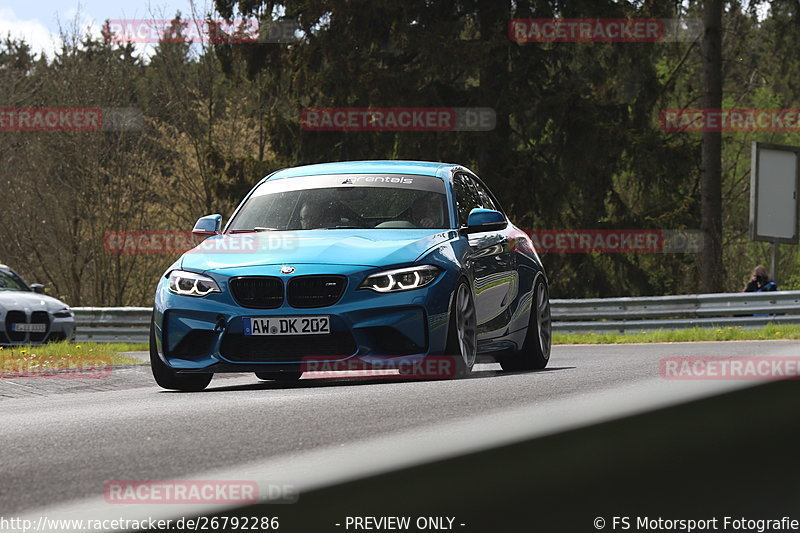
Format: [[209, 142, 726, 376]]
[[0, 291, 68, 312], [180, 229, 456, 272]]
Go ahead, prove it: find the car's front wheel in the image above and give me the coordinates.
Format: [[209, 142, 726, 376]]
[[447, 280, 477, 377], [149, 323, 213, 391], [500, 276, 551, 371]]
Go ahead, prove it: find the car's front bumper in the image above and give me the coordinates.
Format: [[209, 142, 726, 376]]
[[0, 311, 75, 346], [153, 263, 458, 373]]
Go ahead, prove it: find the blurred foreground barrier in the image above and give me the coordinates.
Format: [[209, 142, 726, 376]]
[[207, 380, 800, 530], [202, 380, 800, 530], [72, 291, 800, 342]]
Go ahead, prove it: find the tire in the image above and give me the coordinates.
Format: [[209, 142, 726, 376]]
[[446, 280, 478, 377], [255, 371, 303, 382], [500, 276, 551, 371], [149, 322, 212, 391]]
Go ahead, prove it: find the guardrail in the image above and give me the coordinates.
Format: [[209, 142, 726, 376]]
[[551, 290, 800, 334], [71, 290, 800, 342], [72, 307, 152, 343]]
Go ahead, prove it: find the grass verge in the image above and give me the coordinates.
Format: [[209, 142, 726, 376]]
[[0, 341, 147, 375], [1, 327, 798, 374], [554, 324, 800, 344]]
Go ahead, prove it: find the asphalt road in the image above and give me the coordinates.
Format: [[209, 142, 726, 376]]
[[3, 340, 799, 520]]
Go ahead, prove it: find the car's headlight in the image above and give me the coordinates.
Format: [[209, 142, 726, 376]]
[[167, 270, 221, 297], [359, 265, 441, 293], [53, 308, 73, 318]]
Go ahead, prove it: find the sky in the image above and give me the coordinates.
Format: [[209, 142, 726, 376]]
[[0, 0, 221, 58]]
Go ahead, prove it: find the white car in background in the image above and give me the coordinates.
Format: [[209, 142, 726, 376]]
[[0, 264, 75, 345]]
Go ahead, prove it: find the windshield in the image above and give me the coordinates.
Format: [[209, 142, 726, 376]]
[[0, 269, 30, 292], [228, 174, 450, 231]]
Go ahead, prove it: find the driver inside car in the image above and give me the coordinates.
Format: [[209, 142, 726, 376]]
[[411, 195, 442, 228]]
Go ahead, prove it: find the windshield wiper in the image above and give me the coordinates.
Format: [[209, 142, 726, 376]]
[[315, 226, 362, 229], [228, 227, 280, 233]]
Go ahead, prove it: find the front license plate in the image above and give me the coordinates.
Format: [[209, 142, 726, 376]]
[[12, 323, 46, 333], [244, 316, 330, 336]]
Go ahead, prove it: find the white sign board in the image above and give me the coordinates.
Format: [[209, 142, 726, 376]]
[[750, 142, 799, 243]]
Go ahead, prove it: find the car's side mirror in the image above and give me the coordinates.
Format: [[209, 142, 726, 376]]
[[192, 214, 222, 236], [30, 283, 45, 294], [464, 208, 507, 234]]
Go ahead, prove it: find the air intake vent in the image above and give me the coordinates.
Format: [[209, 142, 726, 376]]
[[29, 311, 50, 342], [230, 277, 284, 309], [287, 276, 346, 308], [5, 311, 26, 342], [220, 332, 357, 362]]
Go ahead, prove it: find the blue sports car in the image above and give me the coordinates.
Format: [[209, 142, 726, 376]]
[[150, 161, 551, 391]]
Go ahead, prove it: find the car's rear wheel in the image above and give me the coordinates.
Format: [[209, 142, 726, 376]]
[[255, 371, 303, 382], [149, 323, 212, 391], [447, 280, 477, 377], [500, 276, 551, 371]]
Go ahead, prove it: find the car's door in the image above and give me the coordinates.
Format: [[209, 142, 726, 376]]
[[453, 172, 517, 340]]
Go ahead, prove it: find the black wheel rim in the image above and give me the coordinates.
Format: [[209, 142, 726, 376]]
[[536, 282, 552, 360], [455, 283, 477, 368]]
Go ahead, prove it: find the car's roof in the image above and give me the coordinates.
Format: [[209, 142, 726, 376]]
[[267, 160, 459, 180]]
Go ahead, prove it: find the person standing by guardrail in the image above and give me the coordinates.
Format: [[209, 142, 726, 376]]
[[744, 265, 779, 292]]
